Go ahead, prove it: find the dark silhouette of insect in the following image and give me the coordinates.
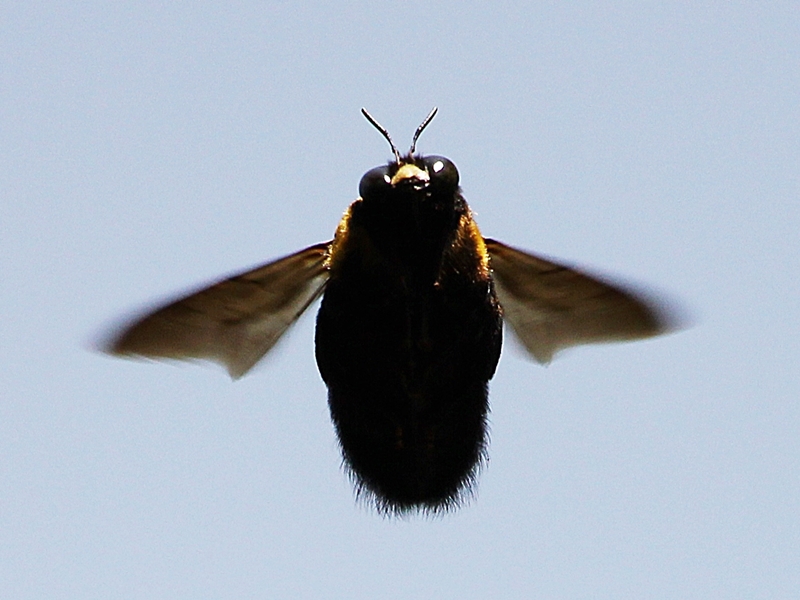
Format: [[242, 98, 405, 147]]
[[106, 108, 672, 514]]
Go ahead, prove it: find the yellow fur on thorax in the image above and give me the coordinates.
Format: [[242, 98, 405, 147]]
[[460, 211, 490, 277], [324, 204, 353, 273], [325, 202, 491, 278]]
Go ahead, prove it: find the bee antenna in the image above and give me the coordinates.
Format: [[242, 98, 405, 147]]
[[409, 107, 438, 155], [361, 108, 401, 164]]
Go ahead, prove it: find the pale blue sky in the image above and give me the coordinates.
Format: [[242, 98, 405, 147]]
[[2, 3, 798, 598]]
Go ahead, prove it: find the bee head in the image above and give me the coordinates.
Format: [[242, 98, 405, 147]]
[[358, 108, 460, 201]]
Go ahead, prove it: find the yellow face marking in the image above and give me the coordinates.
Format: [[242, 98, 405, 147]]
[[391, 163, 429, 186]]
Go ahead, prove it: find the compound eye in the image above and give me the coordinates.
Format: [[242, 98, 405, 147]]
[[423, 156, 459, 190], [358, 165, 392, 199]]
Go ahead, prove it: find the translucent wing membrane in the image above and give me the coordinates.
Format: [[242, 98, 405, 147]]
[[106, 243, 330, 378], [485, 238, 672, 363]]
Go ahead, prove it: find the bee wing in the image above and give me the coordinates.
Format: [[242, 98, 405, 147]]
[[105, 242, 331, 379], [485, 238, 671, 364]]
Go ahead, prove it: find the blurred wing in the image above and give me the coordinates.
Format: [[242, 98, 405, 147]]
[[106, 242, 330, 379], [485, 238, 669, 363]]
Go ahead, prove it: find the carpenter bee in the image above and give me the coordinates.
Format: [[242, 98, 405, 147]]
[[106, 108, 672, 514]]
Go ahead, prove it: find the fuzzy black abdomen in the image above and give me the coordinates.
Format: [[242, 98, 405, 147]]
[[315, 251, 502, 513]]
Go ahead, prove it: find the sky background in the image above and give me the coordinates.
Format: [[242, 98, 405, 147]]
[[2, 3, 798, 599]]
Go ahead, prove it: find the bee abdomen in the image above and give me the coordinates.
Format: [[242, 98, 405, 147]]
[[327, 378, 490, 513], [315, 267, 502, 513]]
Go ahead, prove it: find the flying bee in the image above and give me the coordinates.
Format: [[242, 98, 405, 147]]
[[106, 108, 673, 514]]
